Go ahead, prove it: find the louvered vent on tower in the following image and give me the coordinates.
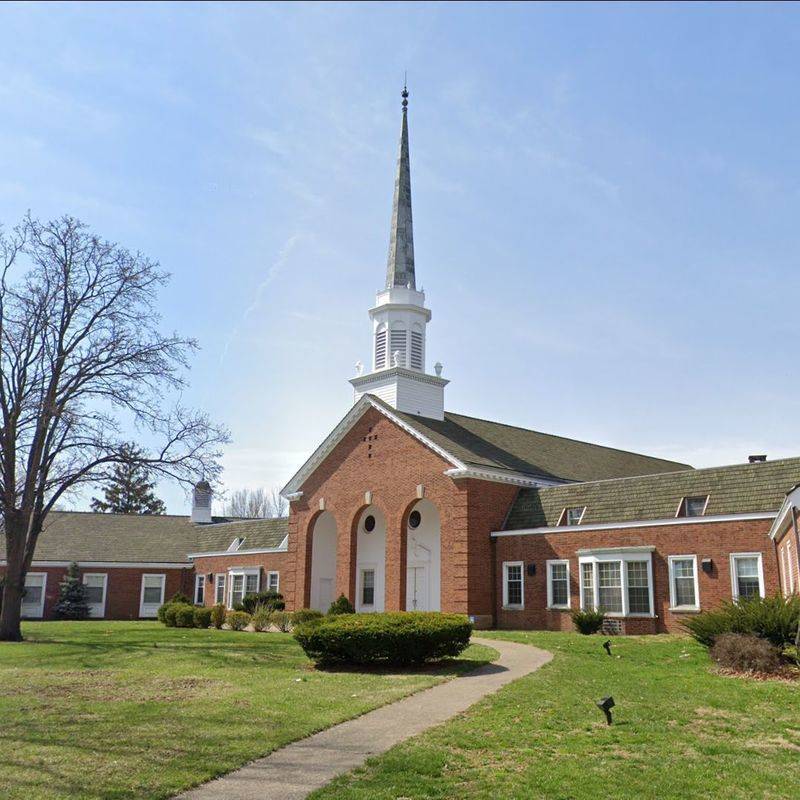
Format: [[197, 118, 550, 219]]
[[375, 327, 388, 369], [390, 327, 407, 367], [410, 329, 423, 370]]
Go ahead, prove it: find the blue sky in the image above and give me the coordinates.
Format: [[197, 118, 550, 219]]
[[2, 2, 799, 513]]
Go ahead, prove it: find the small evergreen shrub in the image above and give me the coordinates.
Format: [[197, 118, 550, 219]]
[[169, 592, 191, 605], [294, 612, 472, 666], [53, 563, 90, 620], [163, 604, 180, 627], [571, 609, 605, 635], [710, 633, 784, 674], [292, 608, 324, 626], [226, 610, 251, 631], [327, 594, 355, 616], [251, 606, 273, 632], [274, 611, 291, 632], [193, 607, 213, 628], [174, 604, 196, 628], [241, 591, 285, 614], [157, 602, 173, 624], [210, 603, 227, 629]]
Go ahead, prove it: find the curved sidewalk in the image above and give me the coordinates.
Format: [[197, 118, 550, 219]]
[[176, 636, 551, 800]]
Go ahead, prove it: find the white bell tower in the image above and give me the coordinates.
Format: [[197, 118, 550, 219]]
[[350, 86, 448, 420]]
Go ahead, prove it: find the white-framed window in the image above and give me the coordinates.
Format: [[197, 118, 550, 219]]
[[668, 555, 700, 611], [360, 568, 375, 607], [559, 506, 585, 526], [730, 553, 765, 600], [83, 573, 108, 618], [677, 496, 709, 518], [21, 572, 47, 618], [502, 561, 524, 609], [267, 571, 279, 593], [786, 541, 796, 594], [214, 573, 226, 605], [194, 574, 205, 605], [139, 574, 166, 618], [228, 568, 260, 608], [578, 550, 654, 617], [546, 560, 570, 609]]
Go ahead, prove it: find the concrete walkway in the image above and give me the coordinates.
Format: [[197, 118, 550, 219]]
[[176, 637, 551, 800]]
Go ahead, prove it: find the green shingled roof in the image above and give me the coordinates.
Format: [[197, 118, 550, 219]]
[[189, 517, 288, 554], [388, 402, 691, 482], [504, 457, 800, 530]]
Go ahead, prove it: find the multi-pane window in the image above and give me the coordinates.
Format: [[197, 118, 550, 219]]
[[598, 562, 623, 613], [245, 572, 259, 596], [678, 496, 708, 517], [142, 575, 164, 606], [563, 507, 585, 526], [503, 562, 524, 608], [215, 574, 226, 605], [230, 574, 245, 608], [374, 328, 388, 369], [731, 554, 763, 600], [361, 569, 375, 606], [581, 563, 594, 611], [669, 557, 698, 609], [626, 561, 651, 614], [547, 561, 569, 608], [268, 572, 279, 592], [194, 574, 205, 605]]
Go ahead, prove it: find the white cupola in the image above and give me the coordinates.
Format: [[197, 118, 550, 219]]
[[191, 479, 212, 524], [350, 86, 448, 420]]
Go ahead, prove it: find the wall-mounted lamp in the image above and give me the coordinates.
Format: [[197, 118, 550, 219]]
[[701, 558, 713, 574], [526, 563, 536, 577], [207, 573, 214, 581]]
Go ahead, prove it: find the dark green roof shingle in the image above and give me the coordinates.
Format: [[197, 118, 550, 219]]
[[190, 517, 289, 554]]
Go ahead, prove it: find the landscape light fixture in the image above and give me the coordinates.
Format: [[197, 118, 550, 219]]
[[596, 696, 615, 725], [603, 640, 612, 656]]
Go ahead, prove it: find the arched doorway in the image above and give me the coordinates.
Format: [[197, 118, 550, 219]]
[[355, 505, 386, 612], [405, 499, 441, 611], [309, 511, 337, 613]]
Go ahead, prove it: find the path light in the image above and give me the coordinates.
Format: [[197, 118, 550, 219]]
[[596, 696, 615, 725], [603, 640, 612, 656]]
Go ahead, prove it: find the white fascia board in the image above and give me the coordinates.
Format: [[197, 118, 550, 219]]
[[577, 545, 656, 555], [443, 467, 565, 488], [491, 511, 777, 538], [2, 560, 192, 569], [188, 545, 288, 560], [768, 486, 800, 540], [281, 395, 465, 497]]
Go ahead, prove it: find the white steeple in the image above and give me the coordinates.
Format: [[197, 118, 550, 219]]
[[350, 86, 448, 420]]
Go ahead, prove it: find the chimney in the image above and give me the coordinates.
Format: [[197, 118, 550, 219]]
[[191, 480, 212, 524], [748, 455, 767, 464]]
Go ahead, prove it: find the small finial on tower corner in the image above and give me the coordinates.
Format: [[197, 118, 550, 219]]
[[434, 362, 443, 377]]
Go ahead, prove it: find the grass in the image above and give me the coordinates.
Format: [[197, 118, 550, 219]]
[[0, 621, 496, 800], [312, 631, 800, 800]]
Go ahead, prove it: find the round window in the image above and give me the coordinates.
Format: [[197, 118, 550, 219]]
[[364, 514, 376, 532], [408, 510, 422, 529]]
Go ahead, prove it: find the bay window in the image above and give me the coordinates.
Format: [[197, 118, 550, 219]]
[[228, 568, 260, 608], [669, 555, 699, 611], [578, 548, 654, 617]]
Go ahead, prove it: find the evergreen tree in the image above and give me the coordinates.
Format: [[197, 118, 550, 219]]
[[91, 444, 166, 514], [53, 563, 90, 620]]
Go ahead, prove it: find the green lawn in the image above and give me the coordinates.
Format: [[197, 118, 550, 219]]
[[313, 631, 800, 800], [0, 621, 496, 800]]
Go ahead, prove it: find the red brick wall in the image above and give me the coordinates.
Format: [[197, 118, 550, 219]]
[[191, 552, 291, 606], [0, 564, 193, 620], [495, 518, 779, 633]]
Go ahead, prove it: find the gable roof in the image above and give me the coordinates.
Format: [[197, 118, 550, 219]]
[[189, 517, 289, 556], [504, 457, 800, 530]]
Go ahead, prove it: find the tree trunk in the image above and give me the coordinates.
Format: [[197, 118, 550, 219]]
[[0, 575, 24, 642], [1, 517, 29, 642]]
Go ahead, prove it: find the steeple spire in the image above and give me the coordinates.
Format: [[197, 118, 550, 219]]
[[385, 84, 415, 290]]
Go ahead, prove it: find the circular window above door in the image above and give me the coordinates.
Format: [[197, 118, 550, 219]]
[[408, 510, 422, 529], [364, 514, 376, 532]]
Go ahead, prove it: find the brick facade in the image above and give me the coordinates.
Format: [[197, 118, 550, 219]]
[[191, 551, 291, 606]]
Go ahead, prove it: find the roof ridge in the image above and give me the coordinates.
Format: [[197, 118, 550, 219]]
[[50, 510, 193, 520], [201, 516, 288, 527], [443, 410, 692, 468]]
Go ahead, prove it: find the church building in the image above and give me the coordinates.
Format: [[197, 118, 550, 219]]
[[4, 89, 800, 632]]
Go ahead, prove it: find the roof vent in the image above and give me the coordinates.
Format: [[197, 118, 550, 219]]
[[748, 455, 767, 464]]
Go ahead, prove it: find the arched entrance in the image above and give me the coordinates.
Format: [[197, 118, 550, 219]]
[[405, 499, 441, 611], [355, 505, 386, 612], [309, 511, 337, 613]]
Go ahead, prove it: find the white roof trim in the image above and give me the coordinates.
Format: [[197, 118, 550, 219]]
[[443, 467, 564, 488], [188, 543, 288, 559], [2, 560, 192, 569], [281, 395, 466, 497], [577, 545, 656, 555], [768, 485, 800, 540], [492, 511, 776, 537]]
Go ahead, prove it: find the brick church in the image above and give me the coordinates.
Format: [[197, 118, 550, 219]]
[[4, 89, 800, 632]]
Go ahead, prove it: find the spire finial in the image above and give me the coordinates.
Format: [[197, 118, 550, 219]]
[[402, 74, 408, 110]]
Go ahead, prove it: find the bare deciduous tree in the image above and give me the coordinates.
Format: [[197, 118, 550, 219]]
[[0, 215, 229, 641], [223, 486, 288, 519]]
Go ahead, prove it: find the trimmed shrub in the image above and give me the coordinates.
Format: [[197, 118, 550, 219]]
[[292, 608, 324, 627], [327, 594, 355, 616], [210, 603, 227, 630], [683, 594, 800, 649], [241, 591, 285, 614], [251, 606, 273, 632], [169, 592, 191, 605], [174, 604, 196, 628], [710, 633, 784, 674], [274, 611, 291, 632], [193, 606, 213, 629], [163, 604, 180, 627], [571, 609, 605, 635], [226, 610, 251, 631], [294, 612, 472, 666], [157, 602, 173, 624]]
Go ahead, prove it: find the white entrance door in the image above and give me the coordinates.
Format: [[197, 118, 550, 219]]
[[406, 566, 429, 611], [318, 578, 333, 614]]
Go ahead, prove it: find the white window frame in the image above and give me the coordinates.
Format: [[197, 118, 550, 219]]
[[82, 572, 108, 618], [502, 561, 525, 610], [139, 573, 166, 618], [359, 565, 376, 609], [194, 573, 205, 606], [267, 571, 279, 593], [786, 541, 796, 594], [21, 572, 47, 618], [546, 559, 570, 609], [675, 495, 710, 518], [214, 573, 226, 605], [227, 567, 260, 608], [578, 550, 654, 617], [730, 552, 765, 601], [668, 555, 700, 612]]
